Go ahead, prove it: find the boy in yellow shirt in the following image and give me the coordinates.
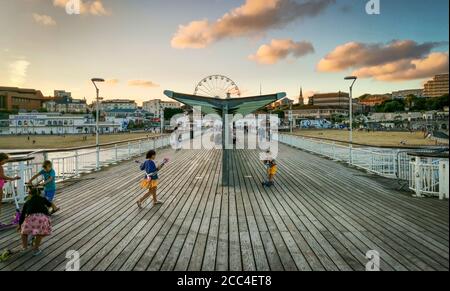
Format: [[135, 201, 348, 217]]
[[262, 151, 277, 188]]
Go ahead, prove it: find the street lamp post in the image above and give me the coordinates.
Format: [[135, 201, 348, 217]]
[[289, 101, 293, 133], [91, 78, 105, 170], [345, 76, 357, 164], [160, 107, 164, 134]]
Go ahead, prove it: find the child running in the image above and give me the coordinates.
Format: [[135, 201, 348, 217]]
[[262, 151, 278, 188], [18, 187, 52, 256], [137, 150, 168, 209], [0, 153, 21, 227], [28, 160, 60, 214]]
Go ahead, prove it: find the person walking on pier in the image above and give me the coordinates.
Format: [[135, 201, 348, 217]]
[[137, 150, 168, 209], [0, 153, 21, 227]]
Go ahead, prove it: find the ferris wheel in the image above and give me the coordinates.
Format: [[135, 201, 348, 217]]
[[194, 75, 241, 99]]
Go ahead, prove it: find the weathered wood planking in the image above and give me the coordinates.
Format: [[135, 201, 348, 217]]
[[0, 142, 448, 271]]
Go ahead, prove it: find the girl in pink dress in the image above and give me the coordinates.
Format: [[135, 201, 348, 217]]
[[19, 187, 52, 256]]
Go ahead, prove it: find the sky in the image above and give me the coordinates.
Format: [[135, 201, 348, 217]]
[[0, 0, 449, 105]]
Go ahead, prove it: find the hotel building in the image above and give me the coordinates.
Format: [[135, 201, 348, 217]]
[[308, 92, 364, 113], [424, 74, 449, 98]]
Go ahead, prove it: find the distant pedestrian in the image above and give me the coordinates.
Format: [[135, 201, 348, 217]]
[[262, 151, 277, 188]]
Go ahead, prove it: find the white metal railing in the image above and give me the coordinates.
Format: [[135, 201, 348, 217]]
[[279, 134, 401, 178], [279, 134, 449, 199], [2, 157, 35, 204], [409, 157, 449, 199], [2, 135, 172, 204]]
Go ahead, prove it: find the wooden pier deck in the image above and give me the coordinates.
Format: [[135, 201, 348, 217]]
[[0, 143, 448, 271]]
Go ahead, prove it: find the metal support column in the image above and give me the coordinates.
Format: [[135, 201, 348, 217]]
[[222, 105, 230, 186]]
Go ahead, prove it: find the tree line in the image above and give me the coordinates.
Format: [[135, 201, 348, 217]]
[[374, 94, 449, 113]]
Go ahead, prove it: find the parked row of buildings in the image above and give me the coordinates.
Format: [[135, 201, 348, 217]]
[[0, 87, 181, 116], [0, 87, 182, 135], [278, 73, 449, 120], [3, 113, 121, 135]]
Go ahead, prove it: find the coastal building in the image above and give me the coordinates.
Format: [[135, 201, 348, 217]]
[[290, 108, 350, 120], [8, 113, 120, 135], [308, 92, 364, 113], [269, 98, 294, 109], [104, 108, 153, 118], [0, 86, 50, 111], [95, 99, 138, 112], [0, 118, 8, 135], [369, 112, 424, 123], [392, 89, 424, 99], [43, 90, 87, 113], [359, 94, 391, 107], [424, 74, 449, 98], [54, 90, 72, 99], [143, 99, 181, 116]]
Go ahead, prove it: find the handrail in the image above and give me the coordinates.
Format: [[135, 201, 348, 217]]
[[287, 133, 448, 150], [279, 133, 448, 199], [4, 134, 170, 157], [407, 150, 449, 159], [6, 156, 35, 162]]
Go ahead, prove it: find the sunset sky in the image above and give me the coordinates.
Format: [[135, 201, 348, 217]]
[[0, 0, 448, 104]]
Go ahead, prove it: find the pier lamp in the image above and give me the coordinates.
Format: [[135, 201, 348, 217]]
[[345, 76, 357, 164], [91, 78, 105, 170]]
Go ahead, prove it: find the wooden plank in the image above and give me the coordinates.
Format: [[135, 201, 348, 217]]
[[1, 140, 448, 271]]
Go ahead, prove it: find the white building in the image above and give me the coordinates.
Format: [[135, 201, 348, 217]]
[[44, 96, 87, 114], [54, 90, 71, 99], [0, 119, 9, 135], [143, 99, 181, 116], [8, 113, 120, 135], [96, 99, 137, 112], [369, 112, 424, 122], [391, 89, 424, 100]]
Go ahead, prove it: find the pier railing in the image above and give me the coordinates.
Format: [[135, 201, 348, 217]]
[[279, 134, 449, 199], [2, 134, 172, 203], [408, 152, 449, 200]]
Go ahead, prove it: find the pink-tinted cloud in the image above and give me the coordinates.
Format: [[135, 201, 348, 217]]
[[105, 79, 119, 85], [171, 0, 335, 49], [53, 0, 110, 16], [249, 39, 314, 64], [354, 52, 449, 81], [317, 40, 448, 81], [33, 13, 57, 26], [127, 80, 160, 88]]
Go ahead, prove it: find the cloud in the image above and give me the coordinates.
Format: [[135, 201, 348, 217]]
[[127, 80, 160, 88], [249, 39, 314, 64], [9, 60, 30, 86], [33, 13, 57, 26], [354, 52, 449, 81], [105, 79, 119, 85], [317, 40, 449, 81], [171, 0, 335, 49], [53, 0, 110, 16]]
